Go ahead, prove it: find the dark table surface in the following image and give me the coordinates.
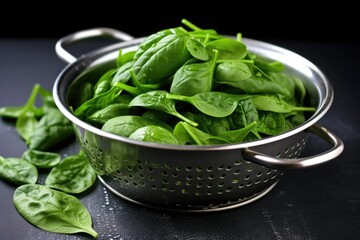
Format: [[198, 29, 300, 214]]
[[0, 36, 359, 240]]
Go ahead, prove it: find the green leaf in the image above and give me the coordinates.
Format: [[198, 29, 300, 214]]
[[129, 125, 179, 144], [102, 115, 172, 137], [28, 108, 74, 151], [167, 92, 250, 118], [74, 82, 94, 110], [74, 86, 123, 120], [227, 97, 258, 129], [252, 95, 316, 113], [218, 121, 258, 143], [133, 28, 182, 60], [170, 49, 218, 96], [22, 149, 61, 169], [45, 154, 97, 194], [256, 112, 286, 135], [16, 114, 38, 144], [186, 38, 209, 60], [87, 103, 131, 125], [116, 49, 136, 68], [206, 38, 247, 60], [215, 61, 252, 83], [183, 112, 230, 136], [132, 33, 192, 84], [129, 90, 198, 126], [0, 83, 41, 119], [13, 184, 98, 238], [0, 156, 38, 185], [173, 122, 229, 145]]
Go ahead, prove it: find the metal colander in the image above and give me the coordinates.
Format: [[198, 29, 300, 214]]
[[53, 28, 344, 212]]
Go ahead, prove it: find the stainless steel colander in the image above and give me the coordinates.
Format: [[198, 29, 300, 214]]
[[53, 28, 344, 212]]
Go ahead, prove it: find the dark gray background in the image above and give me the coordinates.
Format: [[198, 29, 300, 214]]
[[1, 1, 358, 42]]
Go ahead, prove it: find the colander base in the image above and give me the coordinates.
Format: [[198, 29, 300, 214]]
[[98, 176, 279, 213]]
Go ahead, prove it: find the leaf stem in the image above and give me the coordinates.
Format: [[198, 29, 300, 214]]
[[181, 19, 202, 31]]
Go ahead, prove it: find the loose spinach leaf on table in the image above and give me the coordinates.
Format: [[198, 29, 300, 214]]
[[45, 154, 97, 194], [22, 149, 61, 169], [0, 83, 76, 150], [28, 108, 74, 151], [0, 156, 38, 185], [13, 184, 98, 238]]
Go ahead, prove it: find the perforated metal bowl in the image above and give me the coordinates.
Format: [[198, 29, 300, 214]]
[[53, 28, 344, 212]]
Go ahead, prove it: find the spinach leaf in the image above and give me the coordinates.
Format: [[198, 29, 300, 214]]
[[173, 122, 230, 145], [0, 156, 38, 185], [256, 112, 286, 135], [167, 92, 250, 118], [13, 184, 98, 238], [16, 114, 38, 144], [215, 62, 287, 96], [116, 49, 136, 68], [102, 115, 172, 137], [128, 90, 198, 126], [227, 97, 258, 128], [181, 19, 219, 39], [28, 108, 74, 151], [94, 68, 116, 96], [170, 49, 218, 96], [0, 83, 43, 118], [87, 103, 131, 125], [183, 111, 230, 136], [132, 33, 192, 84], [284, 112, 306, 131], [254, 57, 285, 73], [206, 38, 247, 60], [111, 61, 134, 85], [74, 82, 94, 109], [133, 28, 184, 60], [186, 38, 209, 61], [74, 86, 123, 119], [217, 121, 258, 143], [22, 149, 61, 169], [142, 109, 173, 123], [252, 95, 316, 113], [45, 154, 97, 194], [129, 125, 179, 144], [215, 61, 252, 83]]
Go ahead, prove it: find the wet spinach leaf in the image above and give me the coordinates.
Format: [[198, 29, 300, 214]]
[[128, 90, 198, 126], [170, 49, 218, 96], [102, 115, 172, 137], [13, 184, 98, 238], [45, 154, 97, 194], [129, 125, 179, 144], [28, 108, 74, 151]]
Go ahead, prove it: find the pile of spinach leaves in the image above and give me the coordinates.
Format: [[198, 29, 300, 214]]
[[0, 84, 98, 238], [73, 19, 316, 145]]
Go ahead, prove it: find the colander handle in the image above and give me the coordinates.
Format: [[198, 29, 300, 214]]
[[243, 124, 344, 169], [55, 28, 134, 64]]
